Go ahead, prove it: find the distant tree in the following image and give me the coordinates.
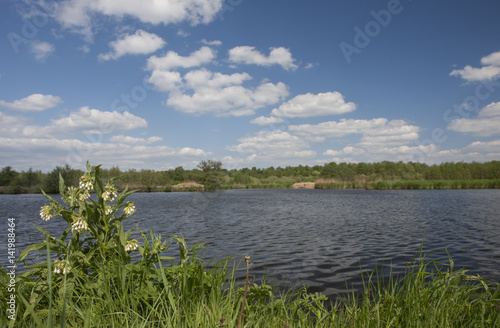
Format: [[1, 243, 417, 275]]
[[197, 160, 223, 191], [0, 166, 18, 186], [173, 166, 185, 182], [43, 164, 81, 193]]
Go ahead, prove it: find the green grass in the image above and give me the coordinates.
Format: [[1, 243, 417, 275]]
[[2, 245, 499, 327]]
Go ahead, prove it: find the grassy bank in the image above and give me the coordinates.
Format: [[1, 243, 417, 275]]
[[2, 164, 499, 327], [314, 179, 500, 190]]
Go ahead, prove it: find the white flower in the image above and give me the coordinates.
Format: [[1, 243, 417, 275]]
[[125, 239, 139, 252], [123, 202, 136, 216], [40, 205, 53, 221], [71, 214, 88, 234], [53, 259, 71, 275], [105, 205, 113, 215], [78, 189, 90, 201], [102, 183, 117, 202], [79, 174, 93, 191]]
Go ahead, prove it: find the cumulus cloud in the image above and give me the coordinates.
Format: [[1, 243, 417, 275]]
[[228, 46, 298, 71], [291, 118, 421, 162], [22, 106, 147, 137], [250, 116, 284, 126], [227, 130, 315, 161], [0, 112, 30, 137], [147, 46, 216, 75], [0, 136, 211, 171], [30, 41, 55, 61], [0, 94, 62, 112], [98, 30, 166, 60], [323, 144, 437, 163], [109, 135, 163, 145], [289, 118, 388, 137], [166, 72, 289, 116], [450, 50, 500, 82], [201, 39, 222, 46], [271, 92, 356, 117], [145, 46, 290, 116], [447, 102, 500, 136], [56, 0, 224, 40], [290, 118, 419, 147]]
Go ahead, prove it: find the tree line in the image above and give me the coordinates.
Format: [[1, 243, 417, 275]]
[[1, 160, 499, 193]]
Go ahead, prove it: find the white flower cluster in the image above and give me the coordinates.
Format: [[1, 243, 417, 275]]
[[125, 239, 139, 252], [105, 205, 113, 216], [102, 183, 117, 202], [123, 202, 136, 216], [79, 174, 93, 191], [53, 259, 71, 275], [40, 205, 53, 221], [78, 189, 90, 201], [71, 214, 88, 234]]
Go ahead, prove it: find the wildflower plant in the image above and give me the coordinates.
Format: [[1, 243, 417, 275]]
[[12, 162, 175, 323]]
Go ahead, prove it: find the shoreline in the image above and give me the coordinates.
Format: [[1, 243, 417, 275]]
[[3, 178, 500, 194]]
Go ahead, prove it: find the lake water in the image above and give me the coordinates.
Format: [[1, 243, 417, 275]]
[[1, 189, 500, 298]]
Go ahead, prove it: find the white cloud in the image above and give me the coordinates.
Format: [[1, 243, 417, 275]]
[[147, 46, 216, 72], [426, 140, 500, 164], [0, 94, 62, 112], [450, 50, 500, 82], [145, 46, 290, 116], [30, 41, 55, 61], [358, 120, 420, 147], [271, 92, 356, 117], [228, 46, 298, 71], [463, 139, 500, 153], [447, 101, 500, 136], [98, 30, 166, 61], [201, 39, 222, 46], [477, 101, 500, 118], [289, 118, 388, 137], [250, 116, 284, 126], [22, 106, 147, 137], [0, 136, 211, 171], [290, 118, 419, 147], [323, 144, 437, 163], [56, 0, 224, 40], [0, 112, 30, 137], [109, 135, 163, 145], [166, 74, 289, 116], [323, 146, 365, 156], [227, 130, 314, 160]]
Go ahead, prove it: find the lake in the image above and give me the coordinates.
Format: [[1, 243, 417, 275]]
[[1, 189, 500, 298]]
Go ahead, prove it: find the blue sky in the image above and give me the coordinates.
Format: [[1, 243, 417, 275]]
[[1, 0, 500, 171]]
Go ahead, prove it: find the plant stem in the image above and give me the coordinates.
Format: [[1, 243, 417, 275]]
[[237, 256, 250, 328]]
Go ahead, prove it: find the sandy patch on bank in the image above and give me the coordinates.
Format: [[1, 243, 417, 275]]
[[292, 182, 315, 189], [171, 181, 204, 191]]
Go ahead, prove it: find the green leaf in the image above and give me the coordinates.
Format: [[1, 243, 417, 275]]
[[59, 172, 66, 195], [18, 242, 46, 262]]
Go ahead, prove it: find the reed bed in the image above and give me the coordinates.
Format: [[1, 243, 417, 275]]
[[315, 179, 500, 190]]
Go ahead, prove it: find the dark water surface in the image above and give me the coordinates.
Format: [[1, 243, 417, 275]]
[[2, 189, 500, 298]]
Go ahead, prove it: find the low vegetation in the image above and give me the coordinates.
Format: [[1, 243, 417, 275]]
[[1, 160, 500, 193], [1, 163, 499, 327]]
